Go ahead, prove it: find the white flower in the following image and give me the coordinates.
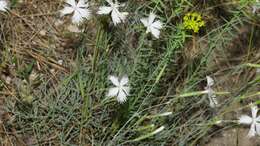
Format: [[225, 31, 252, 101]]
[[204, 76, 218, 108], [141, 12, 163, 39], [97, 0, 128, 25], [107, 75, 130, 103], [252, 0, 259, 14], [257, 68, 260, 74], [60, 0, 91, 24], [0, 0, 8, 12], [239, 104, 260, 137]]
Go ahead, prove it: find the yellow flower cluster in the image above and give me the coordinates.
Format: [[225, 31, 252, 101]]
[[183, 12, 205, 33]]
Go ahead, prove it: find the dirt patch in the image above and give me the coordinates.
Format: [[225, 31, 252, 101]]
[[206, 128, 260, 146], [203, 23, 260, 146]]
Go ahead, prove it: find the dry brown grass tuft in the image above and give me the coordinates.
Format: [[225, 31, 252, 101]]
[[0, 1, 83, 144]]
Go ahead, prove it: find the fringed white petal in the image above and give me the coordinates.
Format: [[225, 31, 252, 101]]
[[106, 0, 114, 6], [207, 87, 218, 108], [251, 105, 258, 119], [72, 9, 91, 24], [77, 0, 88, 7], [72, 10, 83, 24], [209, 95, 218, 108], [253, 6, 257, 13], [151, 20, 163, 29], [256, 116, 260, 122], [77, 8, 91, 19], [117, 90, 127, 103], [109, 75, 120, 86], [120, 76, 129, 86], [111, 9, 122, 25], [122, 86, 130, 96], [65, 0, 76, 6], [60, 7, 74, 16], [141, 18, 149, 27], [247, 123, 256, 137], [206, 76, 214, 87], [0, 0, 8, 12], [148, 13, 156, 24], [238, 115, 252, 124], [256, 123, 260, 136], [107, 87, 119, 97], [150, 27, 160, 39]]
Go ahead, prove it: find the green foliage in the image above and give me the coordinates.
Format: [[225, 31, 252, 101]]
[[10, 0, 19, 7], [17, 61, 34, 80]]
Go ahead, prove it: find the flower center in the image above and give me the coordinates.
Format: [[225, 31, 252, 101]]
[[118, 85, 123, 90], [72, 5, 78, 11]]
